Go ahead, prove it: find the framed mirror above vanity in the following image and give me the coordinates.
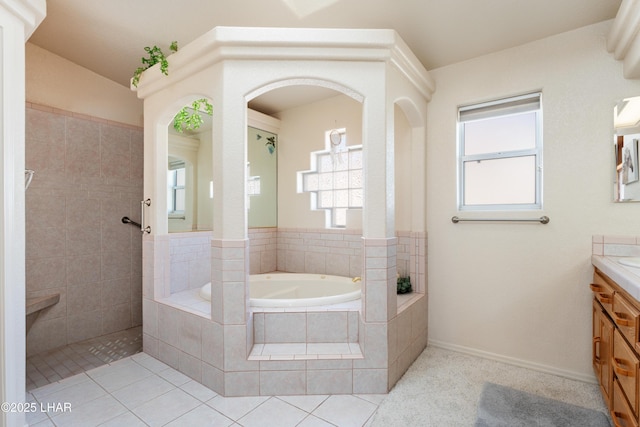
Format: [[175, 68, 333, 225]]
[[614, 96, 640, 202]]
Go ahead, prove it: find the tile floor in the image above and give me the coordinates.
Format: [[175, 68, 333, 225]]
[[26, 352, 384, 427], [26, 327, 143, 391], [24, 344, 606, 427]]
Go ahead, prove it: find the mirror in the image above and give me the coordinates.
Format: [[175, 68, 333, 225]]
[[167, 103, 279, 231], [614, 96, 640, 202], [247, 126, 277, 227]]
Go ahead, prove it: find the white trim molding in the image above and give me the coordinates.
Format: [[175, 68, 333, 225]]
[[428, 339, 598, 385], [608, 0, 640, 79], [0, 1, 45, 427], [0, 0, 45, 40]]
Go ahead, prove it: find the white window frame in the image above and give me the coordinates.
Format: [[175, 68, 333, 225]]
[[457, 92, 543, 211], [167, 161, 186, 215]]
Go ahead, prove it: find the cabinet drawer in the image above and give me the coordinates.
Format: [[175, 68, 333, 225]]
[[614, 328, 639, 417], [592, 273, 615, 315], [613, 378, 639, 427], [614, 293, 640, 345]]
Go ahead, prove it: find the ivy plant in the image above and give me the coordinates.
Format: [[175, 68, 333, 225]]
[[131, 41, 213, 133], [131, 41, 178, 87], [173, 98, 214, 133]]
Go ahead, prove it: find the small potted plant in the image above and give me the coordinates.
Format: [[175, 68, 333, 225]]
[[397, 276, 412, 294]]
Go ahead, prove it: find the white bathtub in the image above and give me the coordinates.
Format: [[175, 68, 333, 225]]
[[199, 273, 361, 308]]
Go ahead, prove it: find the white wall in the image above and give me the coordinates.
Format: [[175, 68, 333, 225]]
[[276, 92, 414, 231], [276, 92, 363, 229], [426, 20, 640, 380], [26, 43, 142, 127]]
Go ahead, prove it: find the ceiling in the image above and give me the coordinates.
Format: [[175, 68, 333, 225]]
[[29, 0, 622, 114]]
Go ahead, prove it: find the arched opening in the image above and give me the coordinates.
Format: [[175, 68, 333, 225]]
[[247, 83, 365, 276]]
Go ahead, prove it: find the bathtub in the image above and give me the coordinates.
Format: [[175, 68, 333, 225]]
[[199, 273, 361, 308]]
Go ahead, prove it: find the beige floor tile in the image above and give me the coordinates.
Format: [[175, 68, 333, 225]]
[[312, 395, 377, 427], [164, 404, 234, 427], [132, 388, 200, 427], [238, 398, 307, 427]]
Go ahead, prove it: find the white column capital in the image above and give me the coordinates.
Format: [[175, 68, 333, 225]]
[[0, 0, 45, 40], [608, 0, 640, 79]]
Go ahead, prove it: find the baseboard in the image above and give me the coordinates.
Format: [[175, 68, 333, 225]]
[[428, 339, 597, 385]]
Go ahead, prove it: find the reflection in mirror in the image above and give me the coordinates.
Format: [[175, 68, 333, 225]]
[[248, 127, 277, 227], [168, 131, 206, 232], [614, 96, 640, 202], [167, 101, 279, 231]]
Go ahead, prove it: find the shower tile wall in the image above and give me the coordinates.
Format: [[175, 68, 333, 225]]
[[25, 103, 143, 357]]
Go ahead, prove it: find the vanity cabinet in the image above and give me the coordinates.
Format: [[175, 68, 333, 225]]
[[592, 269, 640, 426], [593, 298, 614, 404]]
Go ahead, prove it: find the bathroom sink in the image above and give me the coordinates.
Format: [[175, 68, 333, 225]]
[[618, 257, 640, 268]]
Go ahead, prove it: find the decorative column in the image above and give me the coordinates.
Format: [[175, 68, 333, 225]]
[[0, 1, 45, 426], [208, 79, 259, 396]]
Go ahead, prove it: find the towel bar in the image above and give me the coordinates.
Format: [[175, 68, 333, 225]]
[[451, 216, 549, 224]]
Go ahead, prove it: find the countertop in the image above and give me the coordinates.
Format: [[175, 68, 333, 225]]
[[592, 255, 640, 301]]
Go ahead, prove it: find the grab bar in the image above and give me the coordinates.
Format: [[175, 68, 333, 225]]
[[121, 199, 152, 233], [140, 199, 151, 234], [451, 216, 550, 224], [121, 216, 142, 228]]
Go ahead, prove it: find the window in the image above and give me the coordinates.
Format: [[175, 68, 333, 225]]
[[297, 129, 363, 228], [457, 92, 542, 210], [167, 161, 186, 214]]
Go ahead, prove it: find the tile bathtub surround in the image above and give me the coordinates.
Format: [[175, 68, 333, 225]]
[[276, 228, 363, 277], [25, 103, 143, 356], [169, 231, 212, 293], [592, 234, 640, 257], [144, 230, 428, 396], [249, 227, 277, 274], [167, 228, 423, 278], [275, 228, 426, 290], [164, 228, 425, 299], [167, 228, 275, 295], [253, 310, 360, 344]]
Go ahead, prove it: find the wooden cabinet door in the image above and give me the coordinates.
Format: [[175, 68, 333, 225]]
[[613, 378, 639, 427], [594, 298, 614, 405], [614, 328, 639, 417]]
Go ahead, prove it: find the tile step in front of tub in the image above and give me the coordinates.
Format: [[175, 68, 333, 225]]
[[248, 342, 363, 361]]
